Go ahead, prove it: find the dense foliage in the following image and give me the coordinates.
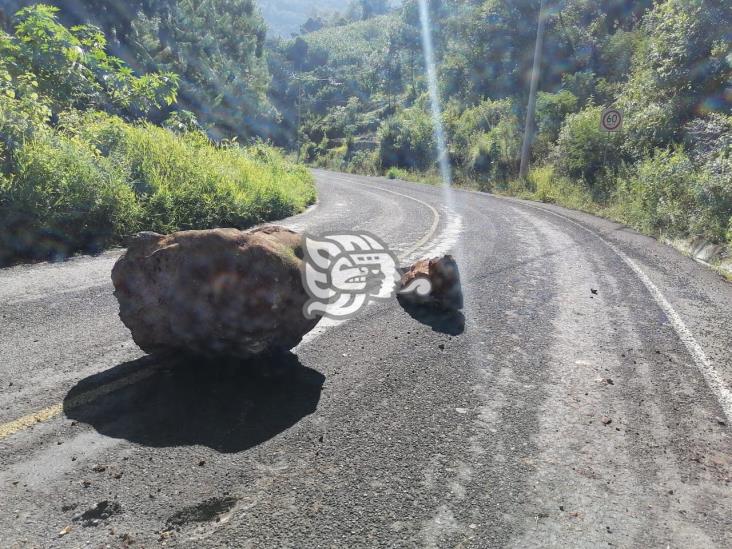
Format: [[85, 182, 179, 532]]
[[270, 0, 731, 246], [1, 0, 272, 138], [0, 5, 314, 265]]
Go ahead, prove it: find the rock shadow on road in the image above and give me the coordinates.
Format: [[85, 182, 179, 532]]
[[397, 298, 466, 336], [63, 353, 324, 453]]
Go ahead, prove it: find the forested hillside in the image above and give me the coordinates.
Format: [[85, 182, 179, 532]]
[[0, 0, 272, 138], [270, 0, 731, 247], [0, 4, 314, 265]]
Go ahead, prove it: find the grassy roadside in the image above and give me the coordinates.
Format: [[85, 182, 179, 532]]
[[372, 164, 732, 280], [0, 113, 316, 266]]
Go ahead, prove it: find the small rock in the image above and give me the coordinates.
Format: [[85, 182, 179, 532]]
[[198, 460, 206, 467], [398, 255, 463, 310], [58, 525, 72, 537], [601, 416, 613, 426], [455, 407, 468, 414], [92, 464, 106, 473], [81, 480, 92, 487], [591, 288, 598, 295]]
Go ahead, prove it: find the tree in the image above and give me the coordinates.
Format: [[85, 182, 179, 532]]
[[129, 0, 272, 138]]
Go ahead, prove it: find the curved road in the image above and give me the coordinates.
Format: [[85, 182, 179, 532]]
[[1, 170, 731, 547]]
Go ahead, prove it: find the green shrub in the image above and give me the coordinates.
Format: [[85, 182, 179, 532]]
[[534, 90, 578, 158], [0, 133, 140, 262], [347, 150, 379, 175], [0, 112, 315, 264], [447, 98, 513, 165], [552, 106, 623, 194], [466, 116, 521, 183], [377, 106, 435, 171], [612, 148, 732, 243], [386, 166, 405, 179]]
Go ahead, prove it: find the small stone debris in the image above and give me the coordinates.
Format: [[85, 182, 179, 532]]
[[318, 435, 324, 443], [73, 501, 122, 527], [113, 472, 123, 480], [455, 407, 468, 414], [198, 459, 206, 467], [714, 416, 726, 426], [81, 479, 92, 487], [591, 288, 598, 295], [92, 464, 107, 473], [61, 503, 78, 512], [58, 525, 72, 537], [438, 343, 445, 350], [597, 378, 614, 385], [601, 416, 613, 426]]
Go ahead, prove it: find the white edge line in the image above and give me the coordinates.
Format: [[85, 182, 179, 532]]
[[508, 199, 732, 424]]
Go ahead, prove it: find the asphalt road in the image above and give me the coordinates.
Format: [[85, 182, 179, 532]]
[[1, 170, 731, 548]]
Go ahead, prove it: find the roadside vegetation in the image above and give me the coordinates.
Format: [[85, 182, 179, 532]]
[[268, 0, 731, 249], [0, 5, 314, 265]]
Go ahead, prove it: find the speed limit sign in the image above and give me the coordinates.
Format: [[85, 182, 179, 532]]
[[601, 108, 623, 132]]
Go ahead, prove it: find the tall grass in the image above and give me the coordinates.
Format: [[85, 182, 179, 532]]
[[0, 113, 315, 264]]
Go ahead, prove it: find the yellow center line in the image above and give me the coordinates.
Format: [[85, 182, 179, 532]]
[[0, 365, 162, 441], [2, 172, 441, 442]]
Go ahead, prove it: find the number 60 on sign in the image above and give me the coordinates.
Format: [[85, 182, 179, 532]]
[[601, 108, 623, 132]]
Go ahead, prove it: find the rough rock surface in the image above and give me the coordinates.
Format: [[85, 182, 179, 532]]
[[111, 226, 318, 359], [398, 255, 463, 310]]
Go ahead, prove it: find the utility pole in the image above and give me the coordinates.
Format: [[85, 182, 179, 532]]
[[519, 0, 547, 180]]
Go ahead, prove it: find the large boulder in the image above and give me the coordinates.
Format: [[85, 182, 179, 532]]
[[398, 255, 463, 310], [111, 226, 318, 359]]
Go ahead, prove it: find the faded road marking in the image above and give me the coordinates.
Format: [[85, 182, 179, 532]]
[[1, 174, 460, 442], [0, 365, 161, 441], [330, 174, 441, 261], [514, 200, 732, 425]]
